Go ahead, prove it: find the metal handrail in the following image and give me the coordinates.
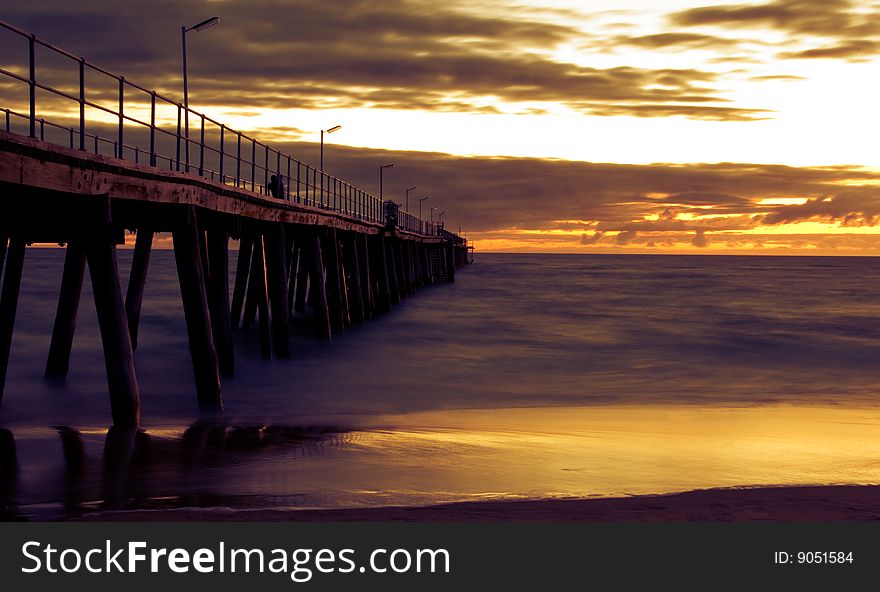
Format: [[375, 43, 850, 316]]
[[0, 19, 457, 237]]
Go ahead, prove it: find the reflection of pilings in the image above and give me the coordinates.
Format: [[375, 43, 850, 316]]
[[55, 426, 86, 513], [0, 428, 20, 519], [56, 426, 86, 478], [0, 238, 26, 405], [0, 428, 18, 492], [102, 426, 134, 510]]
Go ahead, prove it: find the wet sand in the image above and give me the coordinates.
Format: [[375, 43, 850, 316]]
[[72, 484, 880, 522]]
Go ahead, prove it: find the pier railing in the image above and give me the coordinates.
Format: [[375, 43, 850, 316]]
[[0, 20, 448, 237]]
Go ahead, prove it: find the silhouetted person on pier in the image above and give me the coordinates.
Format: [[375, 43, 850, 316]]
[[269, 174, 285, 199]]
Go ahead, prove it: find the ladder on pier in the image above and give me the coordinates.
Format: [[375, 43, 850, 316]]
[[430, 249, 448, 283]]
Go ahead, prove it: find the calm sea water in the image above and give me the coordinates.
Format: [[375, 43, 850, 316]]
[[3, 251, 880, 518]]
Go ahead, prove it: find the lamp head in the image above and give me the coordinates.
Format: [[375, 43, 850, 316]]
[[190, 16, 220, 32]]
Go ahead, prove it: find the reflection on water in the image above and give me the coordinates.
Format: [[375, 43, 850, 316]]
[[4, 252, 880, 519], [4, 404, 880, 520]]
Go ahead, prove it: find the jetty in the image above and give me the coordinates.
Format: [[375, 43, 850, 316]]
[[0, 21, 472, 426]]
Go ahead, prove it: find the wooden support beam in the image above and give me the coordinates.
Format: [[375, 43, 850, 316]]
[[344, 233, 365, 323], [294, 244, 310, 313], [386, 237, 400, 304], [322, 230, 345, 331], [245, 234, 272, 358], [46, 241, 86, 377], [424, 247, 433, 284], [335, 232, 351, 328], [172, 208, 223, 415], [287, 244, 298, 316], [0, 233, 7, 284], [446, 244, 455, 282], [86, 237, 141, 426], [230, 233, 253, 331], [396, 240, 409, 297], [407, 242, 418, 290], [373, 235, 391, 311], [0, 238, 26, 406], [263, 224, 290, 358], [304, 232, 331, 339], [207, 227, 235, 376], [124, 229, 153, 350], [358, 234, 373, 318]]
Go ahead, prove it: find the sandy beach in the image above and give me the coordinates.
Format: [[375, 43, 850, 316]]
[[69, 484, 880, 522]]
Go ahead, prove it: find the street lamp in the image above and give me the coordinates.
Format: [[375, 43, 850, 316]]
[[181, 16, 220, 170], [430, 205, 439, 222], [405, 186, 416, 212], [418, 196, 429, 219], [379, 164, 395, 201], [439, 210, 445, 223], [320, 125, 342, 171]]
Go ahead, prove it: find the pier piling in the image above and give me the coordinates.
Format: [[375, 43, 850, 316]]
[[46, 241, 86, 377]]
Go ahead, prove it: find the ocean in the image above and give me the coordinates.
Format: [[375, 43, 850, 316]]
[[3, 251, 880, 519]]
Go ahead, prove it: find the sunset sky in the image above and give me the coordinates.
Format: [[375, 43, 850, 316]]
[[5, 0, 880, 253]]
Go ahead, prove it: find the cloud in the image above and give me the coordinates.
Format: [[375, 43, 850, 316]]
[[581, 231, 606, 245], [778, 40, 880, 60], [691, 229, 710, 248], [0, 0, 765, 120], [612, 32, 754, 52], [671, 0, 880, 61], [616, 229, 637, 245], [761, 191, 880, 226]]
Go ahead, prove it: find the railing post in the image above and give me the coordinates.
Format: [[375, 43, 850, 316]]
[[263, 144, 269, 193], [219, 124, 225, 181], [117, 76, 124, 160], [28, 34, 36, 138], [199, 114, 205, 176], [175, 104, 181, 171], [149, 91, 156, 166], [286, 155, 291, 200], [79, 58, 85, 150], [251, 139, 256, 191], [236, 131, 241, 187]]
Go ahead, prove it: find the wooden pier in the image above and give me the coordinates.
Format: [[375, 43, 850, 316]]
[[0, 130, 470, 426], [0, 21, 472, 427]]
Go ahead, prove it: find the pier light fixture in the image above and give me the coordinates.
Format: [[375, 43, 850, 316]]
[[379, 163, 395, 201], [320, 125, 342, 171], [430, 205, 439, 223], [418, 196, 429, 219], [439, 210, 445, 223], [181, 16, 221, 170], [405, 186, 417, 212]]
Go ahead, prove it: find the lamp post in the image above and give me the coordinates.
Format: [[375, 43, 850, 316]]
[[405, 186, 416, 212], [430, 205, 439, 223], [439, 210, 445, 224], [181, 16, 220, 171], [320, 125, 341, 171], [418, 196, 429, 219], [379, 163, 395, 201]]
